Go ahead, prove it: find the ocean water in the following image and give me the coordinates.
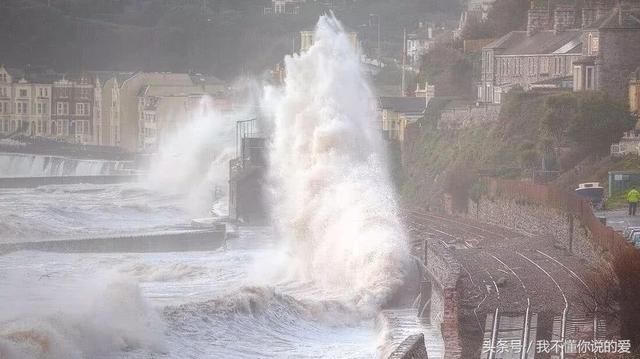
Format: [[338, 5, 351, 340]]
[[0, 15, 443, 359]]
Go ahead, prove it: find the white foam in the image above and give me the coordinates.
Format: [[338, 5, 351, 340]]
[[0, 272, 165, 359], [264, 15, 411, 314]]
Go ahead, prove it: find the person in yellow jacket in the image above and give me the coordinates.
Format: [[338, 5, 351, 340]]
[[627, 187, 640, 216]]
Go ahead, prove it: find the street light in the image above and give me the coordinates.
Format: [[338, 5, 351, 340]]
[[369, 14, 381, 67]]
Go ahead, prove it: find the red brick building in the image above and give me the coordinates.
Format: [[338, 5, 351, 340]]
[[51, 73, 102, 144]]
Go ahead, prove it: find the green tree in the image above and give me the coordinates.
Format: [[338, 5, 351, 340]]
[[567, 92, 636, 155], [542, 93, 577, 142], [543, 92, 636, 156]]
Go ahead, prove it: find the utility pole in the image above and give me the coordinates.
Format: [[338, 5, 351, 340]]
[[401, 28, 406, 96], [370, 14, 381, 67]]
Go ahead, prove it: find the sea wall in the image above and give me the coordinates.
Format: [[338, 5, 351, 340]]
[[387, 334, 428, 359], [422, 239, 463, 359], [0, 175, 141, 188]]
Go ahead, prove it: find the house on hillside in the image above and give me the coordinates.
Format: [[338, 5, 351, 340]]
[[264, 0, 305, 15], [612, 67, 640, 156], [479, 1, 640, 104], [478, 5, 583, 104], [406, 23, 452, 70], [378, 96, 427, 143], [573, 7, 640, 99], [455, 0, 496, 39]]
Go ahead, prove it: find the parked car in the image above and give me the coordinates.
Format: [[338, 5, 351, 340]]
[[575, 182, 605, 210], [624, 226, 640, 241], [631, 231, 640, 248]]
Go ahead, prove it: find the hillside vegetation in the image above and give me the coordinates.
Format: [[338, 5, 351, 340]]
[[401, 91, 635, 210]]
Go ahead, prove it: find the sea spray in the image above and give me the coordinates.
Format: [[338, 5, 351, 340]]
[[144, 96, 241, 216], [264, 15, 411, 313]]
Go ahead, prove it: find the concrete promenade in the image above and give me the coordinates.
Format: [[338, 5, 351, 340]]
[[0, 174, 141, 188]]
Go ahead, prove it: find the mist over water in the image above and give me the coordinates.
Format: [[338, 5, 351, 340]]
[[264, 15, 411, 312]]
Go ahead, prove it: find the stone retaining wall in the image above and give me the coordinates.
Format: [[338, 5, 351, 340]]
[[437, 104, 500, 131], [468, 196, 605, 267]]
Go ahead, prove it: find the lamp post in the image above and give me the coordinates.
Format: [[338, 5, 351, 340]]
[[370, 14, 381, 67]]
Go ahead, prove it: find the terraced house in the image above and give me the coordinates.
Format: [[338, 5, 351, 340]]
[[0, 65, 52, 138], [479, 5, 583, 104], [479, 0, 640, 104]]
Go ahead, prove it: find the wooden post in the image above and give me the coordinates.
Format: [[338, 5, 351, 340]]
[[568, 213, 574, 253]]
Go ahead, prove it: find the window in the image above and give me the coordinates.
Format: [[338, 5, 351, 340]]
[[38, 88, 48, 97], [540, 57, 549, 74], [75, 121, 85, 136], [19, 89, 27, 98], [586, 66, 595, 90], [79, 88, 90, 98], [57, 102, 69, 115], [16, 102, 28, 114], [57, 119, 68, 136], [588, 33, 599, 55], [37, 103, 42, 114], [76, 103, 89, 116], [0, 87, 7, 97], [573, 66, 582, 90], [43, 103, 48, 114], [591, 37, 599, 54]]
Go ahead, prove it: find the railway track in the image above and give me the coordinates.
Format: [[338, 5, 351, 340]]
[[403, 209, 601, 358]]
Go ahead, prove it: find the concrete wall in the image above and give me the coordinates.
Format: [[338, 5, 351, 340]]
[[387, 334, 428, 359]]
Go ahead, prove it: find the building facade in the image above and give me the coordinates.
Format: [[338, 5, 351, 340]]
[[0, 66, 52, 138], [264, 0, 305, 15], [378, 96, 427, 143], [480, 1, 640, 104], [479, 6, 583, 104], [299, 30, 358, 53], [0, 65, 102, 144], [611, 67, 640, 156], [573, 7, 640, 99], [50, 73, 101, 144]]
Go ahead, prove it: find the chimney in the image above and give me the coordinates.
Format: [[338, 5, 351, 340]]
[[554, 5, 576, 32], [582, 0, 613, 26], [618, 0, 623, 25], [528, 9, 551, 36]]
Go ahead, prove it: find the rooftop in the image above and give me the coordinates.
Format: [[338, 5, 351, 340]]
[[379, 96, 426, 114], [484, 30, 582, 55]]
